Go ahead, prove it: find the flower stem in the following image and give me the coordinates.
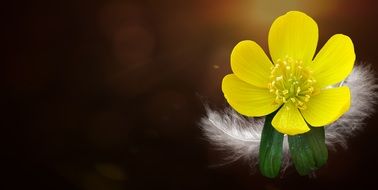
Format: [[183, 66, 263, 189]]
[[288, 126, 328, 176], [259, 111, 284, 178]]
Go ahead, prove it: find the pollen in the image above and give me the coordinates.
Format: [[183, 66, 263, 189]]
[[268, 57, 316, 110]]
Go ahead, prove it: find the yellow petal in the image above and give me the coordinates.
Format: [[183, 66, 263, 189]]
[[231, 40, 273, 88], [310, 34, 355, 88], [301, 86, 351, 127], [222, 74, 280, 117], [272, 103, 310, 135], [268, 11, 318, 64]]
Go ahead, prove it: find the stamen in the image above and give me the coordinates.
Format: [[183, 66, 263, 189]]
[[304, 95, 311, 102], [298, 101, 304, 106], [268, 57, 316, 110], [296, 87, 301, 96]]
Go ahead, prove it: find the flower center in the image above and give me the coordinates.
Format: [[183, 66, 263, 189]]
[[268, 57, 316, 110]]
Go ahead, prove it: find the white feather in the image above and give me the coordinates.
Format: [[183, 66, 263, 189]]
[[201, 106, 263, 166], [200, 64, 377, 170], [201, 106, 292, 170], [326, 64, 378, 149]]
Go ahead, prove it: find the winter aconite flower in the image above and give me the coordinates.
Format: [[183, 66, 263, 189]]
[[222, 11, 355, 135]]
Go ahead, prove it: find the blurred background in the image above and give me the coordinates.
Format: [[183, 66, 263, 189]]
[[2, 0, 378, 189]]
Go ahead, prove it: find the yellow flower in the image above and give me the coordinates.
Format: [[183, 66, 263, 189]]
[[222, 11, 355, 135]]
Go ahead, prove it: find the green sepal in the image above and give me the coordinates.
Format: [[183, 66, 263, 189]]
[[288, 126, 328, 176], [259, 111, 284, 178]]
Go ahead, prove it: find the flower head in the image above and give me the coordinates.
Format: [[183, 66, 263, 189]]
[[222, 11, 355, 135]]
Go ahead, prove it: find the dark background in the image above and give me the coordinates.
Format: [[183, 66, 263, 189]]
[[2, 0, 378, 189]]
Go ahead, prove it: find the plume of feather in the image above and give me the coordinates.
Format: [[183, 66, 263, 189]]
[[201, 106, 292, 170], [200, 64, 377, 170], [326, 64, 378, 149], [201, 106, 263, 167]]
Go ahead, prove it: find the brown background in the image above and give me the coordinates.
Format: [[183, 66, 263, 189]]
[[2, 0, 378, 189]]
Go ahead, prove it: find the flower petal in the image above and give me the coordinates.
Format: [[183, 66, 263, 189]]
[[272, 103, 310, 135], [310, 34, 355, 88], [231, 40, 273, 88], [222, 74, 280, 117], [301, 86, 351, 127], [268, 11, 318, 64]]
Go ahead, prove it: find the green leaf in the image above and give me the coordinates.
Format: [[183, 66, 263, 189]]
[[288, 127, 328, 176], [259, 111, 284, 178]]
